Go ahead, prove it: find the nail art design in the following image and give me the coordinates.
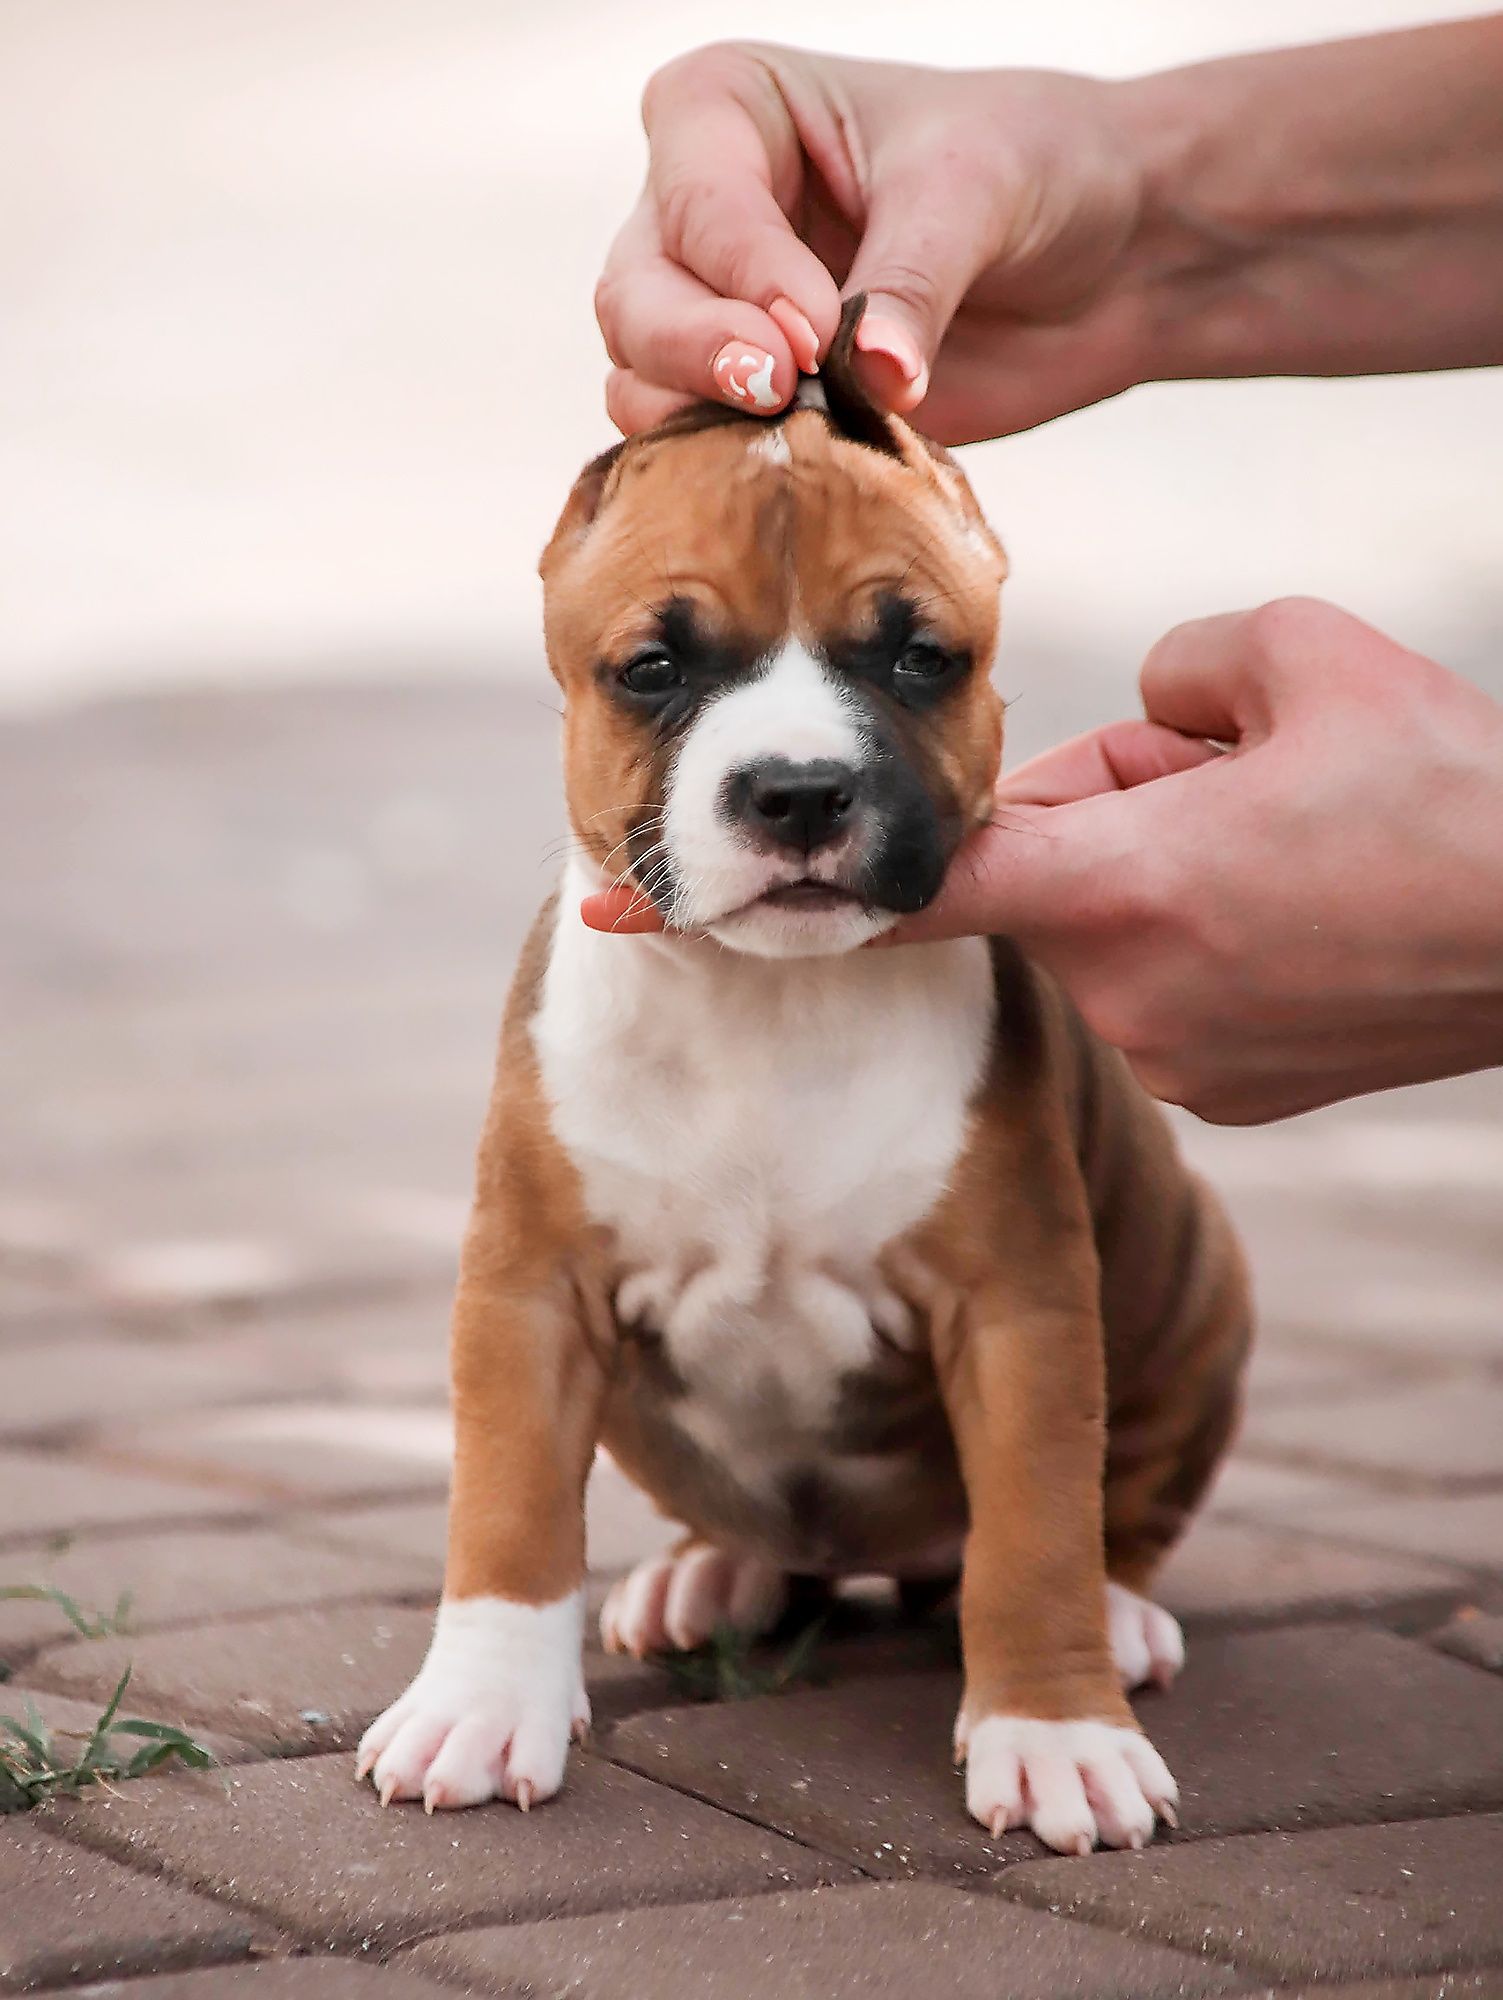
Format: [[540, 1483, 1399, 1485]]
[[713, 343, 780, 410]]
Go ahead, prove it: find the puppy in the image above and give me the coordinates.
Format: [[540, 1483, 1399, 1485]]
[[358, 300, 1251, 1855]]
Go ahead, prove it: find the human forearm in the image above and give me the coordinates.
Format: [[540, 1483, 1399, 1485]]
[[1116, 15, 1503, 386]]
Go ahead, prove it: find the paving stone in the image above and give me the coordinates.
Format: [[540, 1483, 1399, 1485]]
[[404, 1881, 1244, 1998], [606, 1624, 1503, 1872], [0, 1333, 284, 1440], [0, 1523, 435, 1655], [53, 1750, 856, 1949], [71, 1968, 451, 1999], [1431, 1608, 1503, 1674], [1155, 1517, 1465, 1629], [211, 1295, 455, 1403], [0, 1447, 245, 1544], [1302, 1980, 1503, 1999], [1206, 1455, 1386, 1523], [0, 1817, 265, 1990], [93, 1403, 453, 1502], [1243, 1378, 1503, 1486], [26, 1602, 676, 1752], [1315, 1493, 1503, 1573], [1000, 1814, 1503, 1985]]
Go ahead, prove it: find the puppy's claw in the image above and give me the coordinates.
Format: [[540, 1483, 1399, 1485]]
[[378, 1775, 398, 1808], [989, 1809, 1007, 1841], [515, 1778, 533, 1813], [1159, 1800, 1179, 1831], [1070, 1833, 1092, 1857]]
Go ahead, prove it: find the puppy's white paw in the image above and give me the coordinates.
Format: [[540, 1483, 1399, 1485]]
[[1107, 1581, 1185, 1691], [600, 1542, 787, 1656], [356, 1593, 588, 1813], [959, 1713, 1179, 1855]]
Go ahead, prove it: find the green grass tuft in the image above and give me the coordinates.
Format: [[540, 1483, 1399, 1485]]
[[659, 1616, 827, 1703], [0, 1584, 215, 1813]]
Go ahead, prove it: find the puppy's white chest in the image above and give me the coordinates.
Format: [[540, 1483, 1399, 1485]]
[[533, 890, 993, 1407]]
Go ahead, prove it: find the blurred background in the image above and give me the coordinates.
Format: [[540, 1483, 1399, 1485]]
[[1, 2, 1499, 1601]]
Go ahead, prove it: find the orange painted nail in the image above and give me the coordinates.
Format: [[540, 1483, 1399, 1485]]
[[853, 311, 929, 408], [769, 296, 821, 374]]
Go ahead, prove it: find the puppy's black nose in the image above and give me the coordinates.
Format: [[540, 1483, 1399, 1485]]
[[732, 758, 859, 854]]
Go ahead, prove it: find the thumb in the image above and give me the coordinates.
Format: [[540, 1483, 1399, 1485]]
[[879, 801, 1090, 945], [842, 170, 996, 412]]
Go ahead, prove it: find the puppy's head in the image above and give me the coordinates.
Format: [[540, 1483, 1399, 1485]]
[[540, 299, 1007, 959]]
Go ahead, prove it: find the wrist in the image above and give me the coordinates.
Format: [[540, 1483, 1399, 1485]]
[[1105, 18, 1503, 388]]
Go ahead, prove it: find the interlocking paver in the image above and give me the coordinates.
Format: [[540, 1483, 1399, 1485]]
[[0, 1333, 285, 1440], [1315, 1493, 1503, 1573], [0, 1447, 244, 1544], [1243, 1378, 1503, 1485], [0, 1818, 266, 1990], [0, 1523, 435, 1656], [52, 1751, 857, 1949], [47, 1964, 449, 1998], [87, 1402, 454, 1504], [1431, 1609, 1503, 1674], [27, 1601, 676, 1751], [1155, 1516, 1464, 1627], [607, 1625, 1503, 1873], [1000, 1813, 1503, 1984], [1206, 1455, 1385, 1523], [403, 1882, 1244, 1998]]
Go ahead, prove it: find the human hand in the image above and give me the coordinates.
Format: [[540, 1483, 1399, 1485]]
[[581, 600, 1503, 1123], [596, 24, 1503, 445], [886, 599, 1503, 1122], [595, 44, 1150, 444]]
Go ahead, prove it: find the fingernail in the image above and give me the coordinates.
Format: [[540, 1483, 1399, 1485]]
[[854, 311, 929, 408], [768, 296, 821, 374], [711, 341, 782, 411]]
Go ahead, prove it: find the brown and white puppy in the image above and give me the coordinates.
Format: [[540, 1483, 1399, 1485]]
[[357, 301, 1251, 1854]]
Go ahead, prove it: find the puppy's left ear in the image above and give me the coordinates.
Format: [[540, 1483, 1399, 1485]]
[[538, 440, 628, 577]]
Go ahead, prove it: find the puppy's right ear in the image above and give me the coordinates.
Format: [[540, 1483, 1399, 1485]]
[[538, 440, 628, 577]]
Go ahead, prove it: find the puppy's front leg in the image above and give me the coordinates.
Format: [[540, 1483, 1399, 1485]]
[[937, 1273, 1179, 1855], [357, 1216, 608, 1813]]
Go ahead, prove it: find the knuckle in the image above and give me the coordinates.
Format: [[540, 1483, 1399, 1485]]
[[1245, 594, 1342, 657], [643, 41, 762, 122]]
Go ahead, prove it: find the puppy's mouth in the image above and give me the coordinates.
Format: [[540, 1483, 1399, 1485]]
[[756, 880, 864, 913]]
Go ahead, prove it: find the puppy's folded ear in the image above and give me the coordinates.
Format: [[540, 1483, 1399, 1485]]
[[538, 440, 628, 577], [819, 292, 905, 458]]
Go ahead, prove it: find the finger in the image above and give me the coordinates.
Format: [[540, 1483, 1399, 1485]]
[[997, 721, 1222, 807], [605, 367, 693, 438], [580, 884, 665, 935], [843, 165, 1000, 411], [642, 49, 841, 349], [878, 803, 1091, 946], [598, 209, 805, 417], [1139, 610, 1271, 742]]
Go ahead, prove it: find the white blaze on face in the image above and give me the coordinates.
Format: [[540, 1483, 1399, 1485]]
[[662, 643, 895, 958]]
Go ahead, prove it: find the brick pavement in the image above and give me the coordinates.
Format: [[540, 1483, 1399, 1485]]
[[2, 682, 1501, 1996]]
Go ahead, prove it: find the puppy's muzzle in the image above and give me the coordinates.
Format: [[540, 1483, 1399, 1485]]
[[724, 757, 862, 857]]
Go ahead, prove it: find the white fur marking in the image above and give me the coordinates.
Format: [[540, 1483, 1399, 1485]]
[[962, 1714, 1179, 1854], [601, 1546, 787, 1656], [356, 1592, 587, 1811], [1107, 1581, 1185, 1690], [534, 865, 992, 1554], [661, 642, 877, 949]]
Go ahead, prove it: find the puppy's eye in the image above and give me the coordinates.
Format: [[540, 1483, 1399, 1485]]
[[619, 648, 682, 697], [894, 639, 953, 682]]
